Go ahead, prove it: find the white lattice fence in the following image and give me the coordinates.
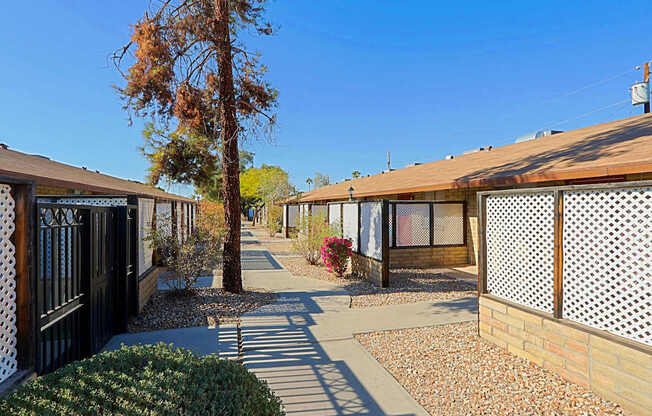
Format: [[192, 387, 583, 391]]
[[328, 204, 341, 228], [156, 202, 172, 236], [37, 197, 127, 207], [287, 205, 298, 228], [563, 187, 652, 346], [433, 203, 464, 245], [486, 192, 555, 313], [0, 184, 17, 383], [138, 198, 155, 276], [342, 203, 358, 251], [360, 202, 382, 260], [395, 203, 429, 247]]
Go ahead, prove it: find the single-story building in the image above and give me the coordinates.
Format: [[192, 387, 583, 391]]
[[282, 113, 652, 414], [0, 145, 197, 390]]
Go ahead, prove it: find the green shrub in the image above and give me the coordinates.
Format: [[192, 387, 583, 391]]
[[1, 344, 284, 416], [292, 213, 339, 265]]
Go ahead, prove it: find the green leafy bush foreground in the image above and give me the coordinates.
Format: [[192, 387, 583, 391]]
[[1, 343, 284, 416]]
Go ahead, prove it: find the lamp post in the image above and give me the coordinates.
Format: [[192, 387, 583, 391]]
[[348, 186, 354, 201]]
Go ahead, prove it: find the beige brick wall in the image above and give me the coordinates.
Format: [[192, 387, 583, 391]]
[[390, 246, 468, 268], [351, 253, 386, 287], [479, 295, 652, 416], [138, 267, 163, 312]]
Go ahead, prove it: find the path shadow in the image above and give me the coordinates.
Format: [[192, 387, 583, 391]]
[[242, 250, 282, 270], [237, 292, 418, 415]]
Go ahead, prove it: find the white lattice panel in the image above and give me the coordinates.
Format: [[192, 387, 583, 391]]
[[486, 193, 555, 313], [360, 202, 383, 261], [138, 198, 155, 276], [176, 201, 183, 244], [156, 202, 172, 236], [395, 203, 429, 247], [342, 203, 359, 251], [0, 185, 17, 383], [328, 204, 341, 228], [312, 204, 327, 220], [563, 187, 652, 346], [433, 203, 464, 245], [37, 197, 128, 207], [287, 205, 298, 228]]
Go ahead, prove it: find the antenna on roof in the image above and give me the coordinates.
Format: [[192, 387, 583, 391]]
[[387, 152, 391, 171]]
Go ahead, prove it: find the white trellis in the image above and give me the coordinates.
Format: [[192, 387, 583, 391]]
[[360, 202, 383, 261], [138, 198, 155, 276], [563, 187, 652, 346], [485, 192, 555, 314], [37, 197, 127, 207], [0, 184, 17, 383], [342, 203, 358, 251]]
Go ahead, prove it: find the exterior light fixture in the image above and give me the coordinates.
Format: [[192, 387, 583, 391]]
[[348, 186, 354, 201]]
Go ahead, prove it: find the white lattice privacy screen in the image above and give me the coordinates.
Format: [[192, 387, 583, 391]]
[[312, 204, 327, 219], [360, 202, 383, 260], [138, 198, 155, 276], [563, 187, 652, 346], [342, 203, 359, 251], [0, 185, 17, 383], [395, 203, 429, 246], [176, 202, 183, 244], [37, 197, 127, 207], [287, 205, 298, 228], [486, 193, 555, 313], [328, 204, 341, 228], [156, 202, 172, 236], [433, 203, 464, 245]]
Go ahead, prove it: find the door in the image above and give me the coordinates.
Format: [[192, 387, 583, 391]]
[[36, 204, 89, 374], [89, 208, 116, 353]]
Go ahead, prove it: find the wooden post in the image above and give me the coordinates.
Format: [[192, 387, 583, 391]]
[[391, 202, 396, 248], [428, 202, 434, 246], [284, 205, 289, 238], [14, 183, 35, 370], [553, 190, 564, 319], [477, 194, 488, 295], [381, 200, 390, 288], [645, 62, 650, 114]]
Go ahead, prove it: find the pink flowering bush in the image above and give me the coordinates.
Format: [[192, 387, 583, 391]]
[[321, 237, 352, 277]]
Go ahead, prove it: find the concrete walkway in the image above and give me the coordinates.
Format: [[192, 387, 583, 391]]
[[106, 225, 478, 416]]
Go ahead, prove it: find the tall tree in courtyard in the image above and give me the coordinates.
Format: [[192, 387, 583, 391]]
[[114, 0, 277, 293]]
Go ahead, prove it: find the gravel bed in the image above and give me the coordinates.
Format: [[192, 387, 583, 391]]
[[277, 258, 475, 308], [346, 268, 476, 308], [356, 322, 631, 416], [276, 256, 358, 285], [128, 288, 277, 332], [259, 240, 296, 255]]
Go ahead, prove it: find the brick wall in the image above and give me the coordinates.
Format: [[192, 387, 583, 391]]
[[138, 267, 163, 312], [389, 246, 468, 268], [351, 252, 386, 287], [479, 295, 652, 415]]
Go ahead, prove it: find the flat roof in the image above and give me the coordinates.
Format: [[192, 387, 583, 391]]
[[294, 113, 652, 202], [0, 147, 195, 202]]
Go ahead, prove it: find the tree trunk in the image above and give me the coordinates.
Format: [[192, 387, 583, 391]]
[[216, 0, 242, 293]]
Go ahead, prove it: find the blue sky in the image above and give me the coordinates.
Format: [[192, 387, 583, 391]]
[[1, 1, 650, 196]]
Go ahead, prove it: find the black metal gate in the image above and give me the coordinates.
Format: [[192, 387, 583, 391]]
[[36, 203, 126, 374]]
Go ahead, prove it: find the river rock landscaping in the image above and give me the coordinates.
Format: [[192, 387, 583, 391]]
[[128, 288, 278, 332], [356, 322, 631, 416]]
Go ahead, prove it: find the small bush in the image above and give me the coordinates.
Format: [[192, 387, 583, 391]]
[[292, 213, 339, 265], [0, 343, 284, 416], [266, 205, 283, 237], [321, 237, 352, 277], [147, 216, 221, 293]]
